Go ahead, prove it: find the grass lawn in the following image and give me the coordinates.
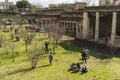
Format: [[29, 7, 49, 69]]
[[0, 33, 120, 80]]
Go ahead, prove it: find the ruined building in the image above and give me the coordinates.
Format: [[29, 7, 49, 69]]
[[0, 2, 119, 47], [36, 2, 120, 47]]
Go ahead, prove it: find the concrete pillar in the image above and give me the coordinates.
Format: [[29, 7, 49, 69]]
[[82, 12, 89, 39], [111, 12, 117, 43], [95, 12, 100, 41]]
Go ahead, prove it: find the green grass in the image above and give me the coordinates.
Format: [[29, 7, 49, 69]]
[[0, 32, 120, 80]]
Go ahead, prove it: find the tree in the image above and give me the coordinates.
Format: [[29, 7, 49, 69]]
[[0, 33, 4, 48], [16, 0, 31, 10], [19, 28, 35, 51], [9, 42, 18, 62], [28, 41, 41, 68], [3, 38, 9, 55], [47, 22, 65, 54], [10, 32, 15, 40], [9, 5, 16, 11]]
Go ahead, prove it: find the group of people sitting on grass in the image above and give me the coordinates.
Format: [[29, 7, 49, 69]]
[[70, 48, 90, 73], [70, 62, 88, 73]]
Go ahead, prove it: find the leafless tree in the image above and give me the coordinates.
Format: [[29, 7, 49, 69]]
[[28, 41, 41, 68], [0, 32, 4, 48], [19, 28, 35, 51], [3, 38, 9, 55], [47, 22, 65, 53], [10, 32, 15, 40], [9, 42, 18, 62]]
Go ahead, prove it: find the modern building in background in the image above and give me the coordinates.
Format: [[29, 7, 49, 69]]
[[0, 0, 13, 10], [99, 0, 120, 6]]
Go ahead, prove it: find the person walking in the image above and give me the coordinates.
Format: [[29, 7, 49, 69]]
[[49, 52, 53, 65]]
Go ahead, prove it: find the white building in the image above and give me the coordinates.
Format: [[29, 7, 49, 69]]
[[99, 0, 120, 6], [0, 0, 13, 10]]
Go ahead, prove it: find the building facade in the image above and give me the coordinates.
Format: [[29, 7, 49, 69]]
[[0, 0, 13, 10], [49, 2, 87, 11], [99, 0, 120, 6], [1, 2, 119, 47], [35, 3, 120, 47]]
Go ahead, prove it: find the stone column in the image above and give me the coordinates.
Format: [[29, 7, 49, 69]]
[[95, 12, 100, 41], [71, 23, 73, 32], [82, 12, 89, 39], [66, 22, 68, 29], [57, 21, 60, 28], [63, 22, 65, 29], [62, 22, 64, 28], [76, 23, 79, 38], [44, 22, 46, 28], [111, 12, 117, 43], [41, 21, 43, 28], [62, 22, 63, 28]]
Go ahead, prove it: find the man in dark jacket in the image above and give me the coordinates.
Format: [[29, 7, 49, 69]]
[[49, 52, 53, 65]]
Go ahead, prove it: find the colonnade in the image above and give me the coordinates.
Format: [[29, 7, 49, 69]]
[[82, 11, 117, 43]]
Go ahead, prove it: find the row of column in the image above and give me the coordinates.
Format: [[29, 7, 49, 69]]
[[83, 11, 117, 43], [40, 21, 57, 28], [59, 21, 77, 33]]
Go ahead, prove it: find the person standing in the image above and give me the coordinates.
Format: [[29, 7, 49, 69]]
[[85, 48, 90, 59], [45, 41, 49, 53], [49, 52, 53, 65], [81, 48, 87, 63]]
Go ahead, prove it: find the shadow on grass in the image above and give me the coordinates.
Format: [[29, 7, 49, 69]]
[[11, 40, 17, 42], [38, 64, 50, 68], [71, 70, 79, 74], [59, 39, 120, 59], [7, 68, 33, 75], [80, 72, 88, 75], [35, 38, 48, 41], [68, 68, 79, 74], [58, 42, 82, 53]]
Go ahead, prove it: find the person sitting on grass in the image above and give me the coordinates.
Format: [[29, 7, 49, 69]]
[[49, 52, 53, 65], [70, 63, 77, 70], [80, 64, 88, 73]]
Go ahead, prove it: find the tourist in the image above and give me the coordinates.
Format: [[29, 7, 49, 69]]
[[81, 48, 87, 63], [85, 48, 90, 59], [76, 62, 82, 71], [49, 52, 53, 65], [104, 36, 109, 47], [80, 64, 88, 73], [70, 63, 77, 70], [45, 41, 49, 54], [10, 27, 12, 32]]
